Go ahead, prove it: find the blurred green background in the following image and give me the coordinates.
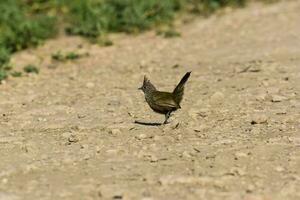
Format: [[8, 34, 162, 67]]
[[0, 0, 274, 81]]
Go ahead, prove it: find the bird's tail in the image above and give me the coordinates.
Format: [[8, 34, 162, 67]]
[[172, 71, 191, 105]]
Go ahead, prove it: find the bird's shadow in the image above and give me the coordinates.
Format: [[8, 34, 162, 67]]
[[134, 120, 163, 126]]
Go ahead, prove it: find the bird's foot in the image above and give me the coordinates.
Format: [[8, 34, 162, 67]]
[[163, 120, 170, 125]]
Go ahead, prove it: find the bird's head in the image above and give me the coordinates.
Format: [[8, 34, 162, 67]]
[[138, 75, 156, 93]]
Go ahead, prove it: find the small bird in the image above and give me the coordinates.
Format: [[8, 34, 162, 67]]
[[138, 72, 191, 124]]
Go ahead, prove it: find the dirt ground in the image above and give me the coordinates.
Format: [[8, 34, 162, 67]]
[[0, 1, 299, 200]]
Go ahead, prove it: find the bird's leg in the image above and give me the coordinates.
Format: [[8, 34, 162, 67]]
[[163, 111, 172, 124]]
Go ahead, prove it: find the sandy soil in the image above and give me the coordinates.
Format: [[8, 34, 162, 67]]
[[0, 1, 300, 200]]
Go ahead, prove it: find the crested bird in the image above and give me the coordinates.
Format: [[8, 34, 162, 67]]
[[137, 72, 191, 124]]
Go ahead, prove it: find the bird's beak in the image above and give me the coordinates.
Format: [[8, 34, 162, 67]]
[[138, 87, 142, 90]]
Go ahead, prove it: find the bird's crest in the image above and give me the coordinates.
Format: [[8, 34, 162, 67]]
[[141, 75, 156, 92]]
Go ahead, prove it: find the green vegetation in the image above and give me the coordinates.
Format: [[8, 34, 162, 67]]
[[24, 64, 39, 74], [11, 71, 22, 77], [1, 0, 275, 82], [187, 0, 245, 15], [157, 28, 181, 38], [0, 0, 56, 81], [52, 51, 89, 62], [65, 0, 182, 37]]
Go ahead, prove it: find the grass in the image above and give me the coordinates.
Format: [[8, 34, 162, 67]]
[[65, 0, 182, 36], [0, 0, 276, 82], [24, 64, 39, 74], [51, 51, 89, 62], [186, 0, 246, 15], [157, 28, 181, 38], [11, 71, 22, 77], [0, 0, 56, 82]]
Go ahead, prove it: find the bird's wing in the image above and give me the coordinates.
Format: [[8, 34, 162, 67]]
[[152, 91, 180, 109]]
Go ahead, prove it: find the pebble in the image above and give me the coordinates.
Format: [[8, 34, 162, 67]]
[[150, 155, 158, 162], [210, 91, 224, 103], [95, 146, 102, 153], [109, 129, 121, 135], [106, 149, 119, 154], [271, 95, 287, 102], [1, 178, 8, 184], [68, 134, 79, 143], [246, 184, 255, 193], [86, 82, 95, 88], [251, 114, 268, 124], [193, 124, 208, 132], [188, 110, 199, 120], [197, 108, 210, 117], [234, 152, 248, 158], [230, 167, 246, 176], [255, 93, 268, 101], [181, 151, 192, 158], [266, 87, 280, 94], [288, 137, 300, 145], [135, 134, 148, 140], [83, 154, 90, 160], [275, 109, 287, 115], [77, 114, 86, 119], [275, 166, 285, 172]]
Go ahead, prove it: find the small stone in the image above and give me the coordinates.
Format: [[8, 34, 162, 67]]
[[288, 137, 300, 145], [188, 110, 198, 120], [271, 95, 288, 102], [248, 66, 261, 72], [210, 92, 224, 103], [113, 194, 123, 199], [246, 184, 255, 193], [106, 149, 119, 154], [95, 146, 102, 153], [275, 109, 287, 115], [86, 82, 95, 88], [1, 178, 8, 184], [171, 121, 180, 129], [136, 134, 147, 140], [234, 152, 248, 158], [37, 117, 47, 122], [182, 151, 192, 158], [251, 114, 268, 124], [83, 154, 90, 160], [68, 134, 79, 143], [255, 93, 268, 101], [109, 129, 121, 135], [172, 64, 180, 69], [0, 80, 7, 84], [230, 167, 246, 176], [150, 155, 158, 162], [77, 114, 86, 119], [275, 166, 285, 172], [266, 87, 280, 94], [193, 124, 208, 132], [197, 108, 209, 117]]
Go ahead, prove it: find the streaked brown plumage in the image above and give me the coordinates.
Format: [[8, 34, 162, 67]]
[[138, 72, 191, 124]]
